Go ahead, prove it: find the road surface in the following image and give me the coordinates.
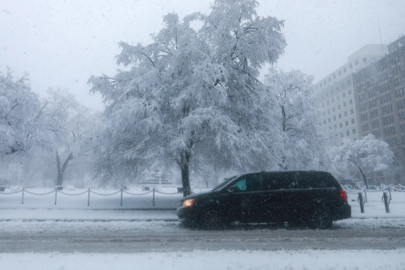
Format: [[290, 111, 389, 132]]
[[1, 218, 404, 253]]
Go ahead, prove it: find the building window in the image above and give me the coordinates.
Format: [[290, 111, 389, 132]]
[[372, 120, 379, 129], [380, 93, 392, 104], [339, 113, 342, 119], [381, 104, 393, 115], [399, 111, 405, 121], [397, 100, 405, 110], [352, 128, 356, 134], [350, 109, 354, 114], [345, 120, 349, 126], [348, 89, 352, 95], [384, 126, 396, 136], [349, 99, 353, 105], [344, 111, 348, 117], [382, 115, 395, 126], [360, 113, 368, 122], [342, 92, 346, 98], [339, 123, 343, 128], [351, 118, 355, 124], [370, 109, 378, 118], [346, 130, 350, 136]]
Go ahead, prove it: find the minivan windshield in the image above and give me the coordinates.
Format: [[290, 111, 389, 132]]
[[212, 175, 238, 191]]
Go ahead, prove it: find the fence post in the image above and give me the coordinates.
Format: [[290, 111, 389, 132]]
[[54, 187, 58, 205], [120, 188, 123, 207], [88, 188, 90, 207], [21, 188, 25, 205], [358, 192, 365, 213], [153, 187, 155, 207], [383, 192, 390, 213]]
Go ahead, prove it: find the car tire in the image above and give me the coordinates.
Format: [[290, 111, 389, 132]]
[[308, 207, 332, 229], [200, 209, 225, 229]]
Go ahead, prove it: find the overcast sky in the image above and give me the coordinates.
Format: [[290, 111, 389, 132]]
[[1, 0, 404, 111]]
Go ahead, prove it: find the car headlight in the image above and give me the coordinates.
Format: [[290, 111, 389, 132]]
[[183, 198, 195, 207]]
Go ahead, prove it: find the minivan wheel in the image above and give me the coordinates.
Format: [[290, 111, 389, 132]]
[[309, 207, 332, 229], [200, 209, 224, 229]]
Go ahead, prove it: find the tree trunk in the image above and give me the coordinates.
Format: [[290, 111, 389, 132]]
[[179, 150, 192, 197], [56, 151, 73, 187], [357, 165, 369, 189]]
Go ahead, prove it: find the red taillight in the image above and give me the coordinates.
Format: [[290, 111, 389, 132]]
[[340, 190, 348, 202]]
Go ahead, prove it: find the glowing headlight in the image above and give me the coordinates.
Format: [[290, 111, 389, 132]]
[[183, 199, 195, 207]]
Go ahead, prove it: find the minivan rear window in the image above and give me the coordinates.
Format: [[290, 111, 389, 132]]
[[297, 172, 338, 189]]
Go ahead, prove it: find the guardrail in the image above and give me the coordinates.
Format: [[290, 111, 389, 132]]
[[0, 187, 182, 208]]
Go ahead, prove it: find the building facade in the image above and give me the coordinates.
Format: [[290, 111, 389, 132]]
[[315, 45, 388, 141], [353, 35, 405, 184]]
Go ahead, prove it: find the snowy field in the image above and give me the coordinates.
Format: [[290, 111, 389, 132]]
[[0, 188, 405, 269]]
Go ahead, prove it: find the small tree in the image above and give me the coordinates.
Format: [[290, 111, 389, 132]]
[[332, 134, 395, 189], [263, 69, 332, 171]]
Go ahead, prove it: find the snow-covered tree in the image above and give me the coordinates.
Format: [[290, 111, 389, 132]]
[[263, 69, 332, 171], [44, 89, 96, 187], [89, 0, 286, 196], [0, 69, 46, 156], [332, 134, 395, 189]]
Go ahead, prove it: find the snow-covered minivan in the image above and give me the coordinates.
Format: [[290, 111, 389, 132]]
[[177, 171, 351, 229]]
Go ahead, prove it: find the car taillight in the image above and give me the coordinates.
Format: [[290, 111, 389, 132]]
[[340, 190, 348, 202]]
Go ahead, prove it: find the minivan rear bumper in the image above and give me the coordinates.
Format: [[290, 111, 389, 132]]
[[333, 204, 351, 221]]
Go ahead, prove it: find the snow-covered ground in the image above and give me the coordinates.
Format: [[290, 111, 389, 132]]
[[0, 188, 404, 269], [1, 249, 404, 270]]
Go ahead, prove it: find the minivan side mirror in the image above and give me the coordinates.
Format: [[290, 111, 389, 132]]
[[228, 185, 237, 193]]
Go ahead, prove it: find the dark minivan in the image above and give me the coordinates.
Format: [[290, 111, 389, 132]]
[[177, 171, 351, 229]]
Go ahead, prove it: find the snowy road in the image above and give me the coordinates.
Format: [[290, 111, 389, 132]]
[[1, 218, 404, 253]]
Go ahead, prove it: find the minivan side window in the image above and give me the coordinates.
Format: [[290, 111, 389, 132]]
[[297, 173, 336, 189], [262, 173, 297, 191], [234, 174, 262, 192]]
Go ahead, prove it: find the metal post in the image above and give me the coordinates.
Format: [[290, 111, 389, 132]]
[[88, 188, 90, 207], [383, 192, 390, 213], [120, 188, 123, 207], [388, 186, 392, 201], [54, 187, 57, 205], [21, 188, 25, 205], [358, 192, 364, 213], [364, 189, 368, 203], [153, 187, 155, 207]]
